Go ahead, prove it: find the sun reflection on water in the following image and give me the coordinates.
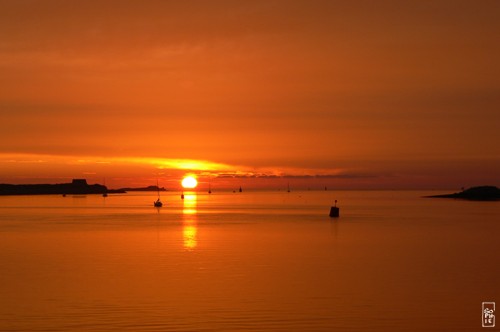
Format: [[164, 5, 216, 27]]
[[182, 223, 197, 250], [182, 193, 197, 250], [182, 193, 197, 215]]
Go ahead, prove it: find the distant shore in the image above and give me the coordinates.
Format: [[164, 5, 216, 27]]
[[117, 185, 167, 192], [425, 186, 500, 201], [0, 179, 166, 196]]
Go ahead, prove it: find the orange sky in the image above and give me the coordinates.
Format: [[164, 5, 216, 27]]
[[0, 1, 499, 189]]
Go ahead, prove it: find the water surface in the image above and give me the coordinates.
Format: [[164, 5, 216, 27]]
[[0, 191, 498, 331]]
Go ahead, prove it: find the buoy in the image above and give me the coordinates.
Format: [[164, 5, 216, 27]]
[[329, 200, 339, 217]]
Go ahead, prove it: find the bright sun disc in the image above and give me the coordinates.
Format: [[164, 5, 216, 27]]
[[181, 176, 198, 189]]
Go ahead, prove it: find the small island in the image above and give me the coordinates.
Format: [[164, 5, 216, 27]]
[[0, 179, 166, 196], [425, 186, 500, 201], [117, 186, 167, 192]]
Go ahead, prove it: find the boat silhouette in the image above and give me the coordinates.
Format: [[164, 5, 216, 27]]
[[153, 180, 163, 207]]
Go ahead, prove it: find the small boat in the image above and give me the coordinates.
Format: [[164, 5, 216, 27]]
[[287, 182, 291, 193], [154, 180, 163, 207], [239, 186, 242, 193], [103, 178, 108, 197], [181, 191, 184, 199], [208, 182, 212, 194]]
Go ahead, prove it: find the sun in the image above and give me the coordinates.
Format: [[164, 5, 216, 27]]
[[181, 175, 198, 189]]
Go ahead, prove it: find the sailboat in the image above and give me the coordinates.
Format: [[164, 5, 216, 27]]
[[154, 180, 163, 207], [208, 182, 212, 194], [154, 197, 163, 207], [287, 182, 291, 193], [102, 178, 108, 197]]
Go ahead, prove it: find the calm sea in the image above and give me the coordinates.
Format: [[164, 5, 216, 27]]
[[0, 190, 498, 331]]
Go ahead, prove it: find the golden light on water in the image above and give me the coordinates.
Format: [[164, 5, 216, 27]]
[[182, 194, 197, 215], [183, 223, 197, 250], [182, 194, 197, 249]]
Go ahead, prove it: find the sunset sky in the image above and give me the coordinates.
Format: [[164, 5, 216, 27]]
[[0, 0, 499, 189]]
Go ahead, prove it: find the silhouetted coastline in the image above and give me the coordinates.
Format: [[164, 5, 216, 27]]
[[425, 186, 500, 201], [0, 179, 172, 196], [0, 179, 113, 196], [117, 186, 167, 192]]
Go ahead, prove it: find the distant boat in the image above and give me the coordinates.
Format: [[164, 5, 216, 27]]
[[102, 179, 108, 197], [287, 182, 291, 193], [239, 186, 242, 193], [154, 180, 163, 207], [208, 183, 212, 194], [181, 192, 184, 199]]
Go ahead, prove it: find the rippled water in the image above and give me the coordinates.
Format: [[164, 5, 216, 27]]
[[0, 190, 499, 331]]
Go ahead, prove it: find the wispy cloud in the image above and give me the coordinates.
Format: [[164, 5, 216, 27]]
[[0, 153, 358, 178]]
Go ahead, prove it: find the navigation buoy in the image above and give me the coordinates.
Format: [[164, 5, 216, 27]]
[[329, 200, 339, 217]]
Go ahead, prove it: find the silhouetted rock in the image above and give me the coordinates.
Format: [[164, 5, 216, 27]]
[[426, 186, 500, 201], [72, 179, 88, 186], [0, 179, 109, 196]]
